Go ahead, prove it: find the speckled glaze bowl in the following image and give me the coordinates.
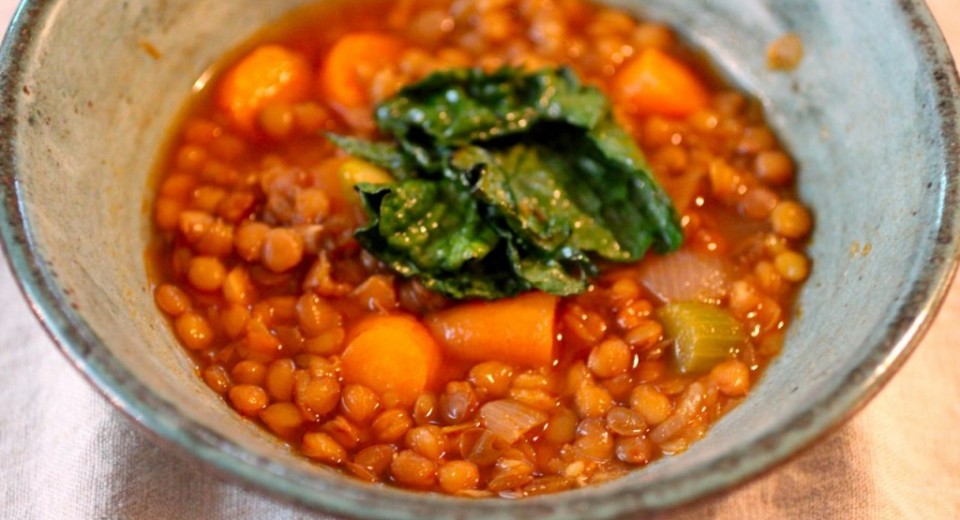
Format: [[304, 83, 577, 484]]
[[1, 0, 958, 518]]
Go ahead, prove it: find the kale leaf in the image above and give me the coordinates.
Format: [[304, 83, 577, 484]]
[[336, 67, 682, 300], [452, 144, 628, 261]]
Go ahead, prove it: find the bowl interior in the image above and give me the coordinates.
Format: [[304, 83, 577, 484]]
[[2, 0, 957, 518]]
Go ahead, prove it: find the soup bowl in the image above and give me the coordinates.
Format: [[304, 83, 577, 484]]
[[1, 0, 958, 518]]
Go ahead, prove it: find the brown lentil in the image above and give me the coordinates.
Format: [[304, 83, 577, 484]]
[[770, 200, 813, 239], [262, 228, 304, 273], [174, 312, 214, 351], [233, 221, 270, 262], [229, 385, 269, 416], [615, 435, 654, 464], [468, 361, 515, 399], [709, 359, 751, 397], [754, 150, 794, 185], [405, 425, 447, 460], [154, 198, 184, 231], [350, 444, 396, 481], [178, 210, 214, 244], [543, 407, 579, 446], [219, 304, 250, 339], [259, 103, 296, 140], [391, 450, 437, 488], [575, 418, 615, 461], [322, 415, 364, 450], [605, 406, 646, 436], [575, 384, 614, 419], [412, 392, 438, 425], [187, 256, 227, 292], [438, 460, 480, 493], [587, 337, 633, 379], [197, 221, 234, 258], [440, 381, 478, 424], [155, 284, 191, 316], [296, 375, 341, 420], [623, 319, 663, 350], [774, 250, 810, 282], [265, 359, 297, 402], [740, 186, 779, 220], [260, 402, 305, 438], [222, 266, 255, 305], [301, 432, 347, 464], [630, 385, 672, 425], [371, 409, 413, 443], [341, 384, 381, 424], [231, 360, 267, 386], [202, 364, 231, 395]]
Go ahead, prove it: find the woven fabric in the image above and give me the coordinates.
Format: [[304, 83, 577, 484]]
[[2, 1, 958, 517]]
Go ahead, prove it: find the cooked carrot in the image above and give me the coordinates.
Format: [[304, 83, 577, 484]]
[[216, 45, 313, 135], [613, 48, 708, 118], [426, 292, 559, 368], [341, 314, 441, 406], [320, 32, 405, 109]]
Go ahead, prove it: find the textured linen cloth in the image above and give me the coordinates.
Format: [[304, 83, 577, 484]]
[[2, 1, 959, 518]]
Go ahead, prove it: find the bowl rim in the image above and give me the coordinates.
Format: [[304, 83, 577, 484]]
[[2, 0, 959, 518]]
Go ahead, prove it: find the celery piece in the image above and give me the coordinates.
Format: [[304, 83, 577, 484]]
[[656, 302, 747, 374]]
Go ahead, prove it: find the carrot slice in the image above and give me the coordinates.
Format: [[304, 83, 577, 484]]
[[613, 48, 708, 118], [341, 314, 441, 406], [426, 292, 559, 368], [320, 32, 405, 110], [216, 45, 312, 135]]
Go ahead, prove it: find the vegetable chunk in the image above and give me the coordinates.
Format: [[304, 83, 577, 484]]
[[217, 45, 312, 134], [342, 314, 441, 406], [426, 292, 559, 368], [480, 400, 549, 444], [321, 32, 405, 109], [614, 48, 708, 118], [656, 302, 747, 374], [638, 249, 731, 303]]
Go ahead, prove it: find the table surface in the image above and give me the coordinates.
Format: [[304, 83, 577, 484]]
[[1, 1, 958, 519]]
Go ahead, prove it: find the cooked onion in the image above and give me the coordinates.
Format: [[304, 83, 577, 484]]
[[650, 382, 705, 443], [479, 399, 549, 445], [638, 249, 730, 303], [459, 428, 508, 467]]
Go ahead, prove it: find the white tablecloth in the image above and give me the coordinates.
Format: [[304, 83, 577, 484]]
[[2, 1, 959, 518]]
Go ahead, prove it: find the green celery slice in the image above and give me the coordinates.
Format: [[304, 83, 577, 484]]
[[656, 302, 748, 374]]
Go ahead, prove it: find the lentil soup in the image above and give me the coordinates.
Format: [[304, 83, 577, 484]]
[[148, 0, 811, 498]]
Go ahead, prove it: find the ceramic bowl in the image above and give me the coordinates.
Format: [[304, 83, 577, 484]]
[[2, 0, 959, 518]]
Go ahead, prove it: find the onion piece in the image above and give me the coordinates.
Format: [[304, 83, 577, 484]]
[[459, 428, 508, 467], [650, 382, 705, 444], [638, 249, 730, 304], [479, 399, 548, 445]]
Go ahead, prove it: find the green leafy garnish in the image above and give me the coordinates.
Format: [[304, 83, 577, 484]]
[[333, 67, 683, 300]]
